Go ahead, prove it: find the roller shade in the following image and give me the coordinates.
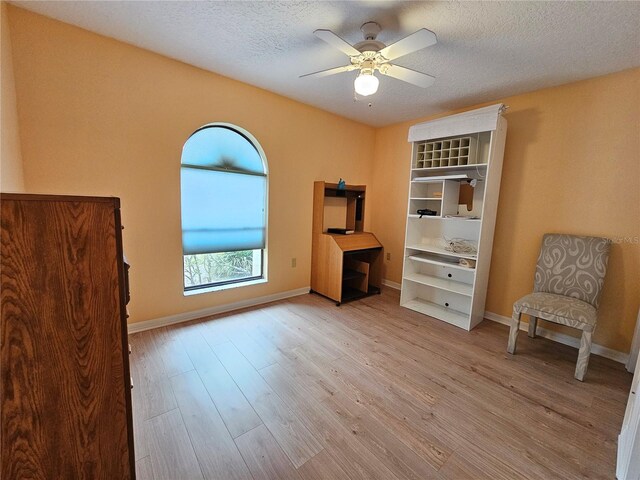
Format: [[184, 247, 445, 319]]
[[181, 166, 266, 255]]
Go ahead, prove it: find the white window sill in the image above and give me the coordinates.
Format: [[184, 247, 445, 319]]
[[183, 277, 267, 296]]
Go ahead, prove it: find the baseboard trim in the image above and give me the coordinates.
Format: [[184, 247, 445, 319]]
[[127, 287, 310, 334], [382, 279, 402, 290], [484, 311, 629, 365], [127, 287, 629, 364]]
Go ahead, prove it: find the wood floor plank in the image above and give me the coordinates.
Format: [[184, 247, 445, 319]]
[[220, 312, 279, 370], [353, 295, 608, 408], [591, 396, 630, 434], [318, 294, 616, 452], [234, 312, 343, 403], [296, 449, 351, 480], [243, 308, 306, 351], [261, 306, 345, 361], [258, 362, 401, 480], [152, 326, 194, 377], [326, 306, 617, 471], [333, 302, 607, 478], [213, 314, 341, 403], [130, 354, 150, 460], [332, 300, 619, 475], [128, 289, 630, 480], [211, 341, 323, 468], [235, 424, 302, 480], [178, 323, 263, 438], [129, 330, 176, 461], [322, 391, 442, 480], [275, 326, 456, 460], [278, 349, 341, 402], [288, 298, 598, 474], [135, 456, 154, 480], [198, 315, 233, 346], [431, 398, 578, 479], [129, 330, 177, 421], [323, 353, 457, 470], [171, 371, 253, 480], [438, 441, 527, 480], [145, 409, 203, 480]]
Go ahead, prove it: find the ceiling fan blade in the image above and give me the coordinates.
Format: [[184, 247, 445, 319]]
[[380, 64, 435, 88], [314, 29, 361, 57], [378, 28, 437, 61], [300, 64, 357, 79]]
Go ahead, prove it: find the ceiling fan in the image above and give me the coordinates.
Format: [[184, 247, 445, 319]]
[[301, 22, 437, 97]]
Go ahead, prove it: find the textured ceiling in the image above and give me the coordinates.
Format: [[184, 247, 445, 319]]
[[11, 1, 640, 127]]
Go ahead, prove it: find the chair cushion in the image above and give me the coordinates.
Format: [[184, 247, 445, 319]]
[[514, 292, 597, 331], [534, 234, 610, 309]]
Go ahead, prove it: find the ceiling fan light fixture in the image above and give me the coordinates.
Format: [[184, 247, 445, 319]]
[[303, 23, 437, 95], [354, 70, 379, 96]]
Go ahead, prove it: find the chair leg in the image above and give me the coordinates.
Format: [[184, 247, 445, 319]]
[[575, 330, 593, 381], [507, 311, 522, 354], [528, 316, 537, 338]]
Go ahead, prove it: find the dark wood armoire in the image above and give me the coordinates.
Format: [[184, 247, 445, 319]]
[[1, 194, 135, 479]]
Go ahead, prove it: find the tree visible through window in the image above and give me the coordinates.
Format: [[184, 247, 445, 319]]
[[180, 124, 267, 291]]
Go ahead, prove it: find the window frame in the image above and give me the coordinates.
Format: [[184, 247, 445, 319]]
[[183, 249, 264, 293], [180, 122, 269, 294]]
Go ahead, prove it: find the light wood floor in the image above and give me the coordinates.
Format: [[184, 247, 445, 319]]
[[130, 288, 631, 480]]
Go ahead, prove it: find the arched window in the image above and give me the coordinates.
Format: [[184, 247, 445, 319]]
[[180, 124, 268, 292]]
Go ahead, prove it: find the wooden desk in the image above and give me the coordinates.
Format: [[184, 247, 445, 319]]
[[310, 182, 383, 305]]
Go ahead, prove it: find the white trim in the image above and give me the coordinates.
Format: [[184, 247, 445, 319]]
[[408, 104, 505, 142], [126, 288, 630, 365], [127, 287, 310, 334], [484, 311, 629, 365], [627, 308, 640, 373], [382, 279, 402, 290], [617, 351, 640, 479]]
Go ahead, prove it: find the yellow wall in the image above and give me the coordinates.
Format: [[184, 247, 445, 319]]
[[0, 2, 24, 192], [370, 68, 640, 353], [7, 6, 639, 353], [7, 6, 376, 324]]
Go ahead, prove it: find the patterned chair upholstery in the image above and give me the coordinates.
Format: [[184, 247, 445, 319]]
[[507, 234, 610, 381]]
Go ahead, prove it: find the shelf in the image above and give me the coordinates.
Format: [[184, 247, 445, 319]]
[[342, 268, 366, 282], [323, 185, 366, 198], [401, 298, 469, 329], [411, 174, 471, 183], [414, 135, 478, 170], [342, 285, 380, 303], [407, 254, 476, 272], [442, 216, 481, 221], [403, 272, 473, 296], [406, 244, 477, 260], [411, 163, 488, 172], [409, 197, 442, 201], [408, 214, 480, 221]]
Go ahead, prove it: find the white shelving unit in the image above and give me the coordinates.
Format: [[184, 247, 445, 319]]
[[415, 135, 479, 168], [400, 104, 508, 330]]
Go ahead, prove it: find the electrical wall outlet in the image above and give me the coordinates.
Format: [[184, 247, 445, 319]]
[[291, 258, 297, 268], [386, 252, 391, 261]]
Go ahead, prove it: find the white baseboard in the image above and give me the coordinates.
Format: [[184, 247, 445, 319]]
[[127, 287, 310, 334], [382, 279, 401, 290], [126, 284, 629, 365], [484, 311, 629, 365]]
